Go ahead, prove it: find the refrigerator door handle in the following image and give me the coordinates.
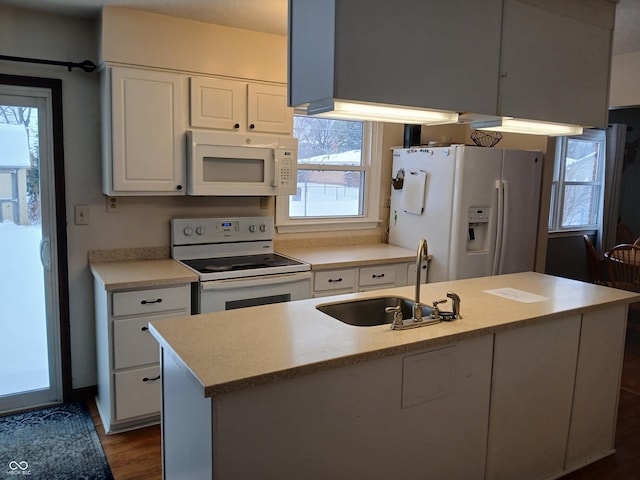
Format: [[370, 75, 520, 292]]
[[498, 180, 510, 274], [492, 180, 504, 275]]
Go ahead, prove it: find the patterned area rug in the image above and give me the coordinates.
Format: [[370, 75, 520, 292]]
[[0, 402, 113, 479]]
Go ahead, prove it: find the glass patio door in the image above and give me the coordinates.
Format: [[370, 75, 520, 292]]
[[0, 85, 62, 412]]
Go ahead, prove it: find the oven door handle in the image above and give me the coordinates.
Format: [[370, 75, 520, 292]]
[[199, 272, 312, 291]]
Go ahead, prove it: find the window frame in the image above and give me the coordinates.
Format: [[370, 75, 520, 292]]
[[548, 129, 605, 233], [275, 120, 382, 233]]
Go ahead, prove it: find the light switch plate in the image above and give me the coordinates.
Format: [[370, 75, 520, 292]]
[[74, 205, 89, 225]]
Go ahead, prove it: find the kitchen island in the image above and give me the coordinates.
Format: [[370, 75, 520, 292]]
[[149, 272, 639, 480]]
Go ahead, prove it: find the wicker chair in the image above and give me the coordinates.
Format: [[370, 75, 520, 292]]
[[604, 244, 640, 292], [616, 223, 634, 245]]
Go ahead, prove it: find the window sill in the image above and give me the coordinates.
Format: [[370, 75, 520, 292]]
[[548, 229, 598, 238], [276, 218, 381, 234]]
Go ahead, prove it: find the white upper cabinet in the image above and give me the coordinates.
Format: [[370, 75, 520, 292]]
[[288, 0, 615, 128], [103, 67, 187, 195], [289, 0, 503, 117], [190, 77, 293, 134], [499, 0, 614, 128]]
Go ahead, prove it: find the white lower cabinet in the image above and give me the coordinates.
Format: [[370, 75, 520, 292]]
[[486, 305, 627, 480], [114, 366, 161, 421], [565, 304, 627, 471], [94, 282, 190, 433], [312, 262, 414, 297], [161, 304, 628, 479], [486, 315, 582, 480], [163, 334, 494, 479]]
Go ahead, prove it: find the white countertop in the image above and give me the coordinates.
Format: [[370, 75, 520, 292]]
[[278, 243, 416, 269], [149, 272, 640, 398], [90, 258, 198, 291]]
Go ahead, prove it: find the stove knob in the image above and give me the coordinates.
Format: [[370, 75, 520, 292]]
[[196, 226, 205, 235], [259, 224, 266, 232], [183, 227, 193, 236], [249, 225, 256, 233]]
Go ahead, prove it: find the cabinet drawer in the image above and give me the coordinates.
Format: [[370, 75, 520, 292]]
[[114, 365, 161, 421], [314, 269, 356, 292], [359, 265, 398, 287], [112, 285, 189, 317], [113, 317, 161, 369]]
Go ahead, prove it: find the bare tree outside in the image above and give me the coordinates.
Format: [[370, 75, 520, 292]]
[[561, 139, 601, 227], [0, 105, 40, 225]]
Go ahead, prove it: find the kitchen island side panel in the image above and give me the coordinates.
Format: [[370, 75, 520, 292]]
[[211, 335, 494, 480], [162, 348, 212, 480]]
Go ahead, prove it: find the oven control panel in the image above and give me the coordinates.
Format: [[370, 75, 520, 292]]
[[171, 217, 274, 246]]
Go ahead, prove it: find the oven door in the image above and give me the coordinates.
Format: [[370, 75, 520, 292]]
[[196, 272, 312, 314]]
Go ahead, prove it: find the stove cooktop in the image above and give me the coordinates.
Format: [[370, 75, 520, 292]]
[[178, 252, 310, 281], [181, 253, 305, 274]]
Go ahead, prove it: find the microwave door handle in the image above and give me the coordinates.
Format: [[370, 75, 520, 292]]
[[273, 154, 281, 187], [200, 272, 311, 291]]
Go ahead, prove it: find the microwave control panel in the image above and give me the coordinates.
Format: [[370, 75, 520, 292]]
[[275, 149, 297, 195]]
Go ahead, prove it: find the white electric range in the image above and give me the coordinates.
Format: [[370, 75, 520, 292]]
[[171, 216, 311, 313]]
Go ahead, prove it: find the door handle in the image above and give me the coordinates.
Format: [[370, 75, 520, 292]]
[[39, 237, 51, 271]]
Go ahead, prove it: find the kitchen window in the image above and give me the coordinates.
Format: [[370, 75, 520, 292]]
[[276, 116, 381, 232], [548, 129, 605, 232]]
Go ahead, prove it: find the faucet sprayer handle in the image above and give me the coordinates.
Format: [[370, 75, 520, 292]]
[[385, 305, 404, 330], [446, 291, 462, 319]]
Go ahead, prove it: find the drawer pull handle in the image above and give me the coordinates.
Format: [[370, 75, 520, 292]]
[[141, 326, 149, 332], [372, 273, 385, 279], [328, 278, 343, 283], [141, 298, 163, 305], [143, 375, 161, 382]]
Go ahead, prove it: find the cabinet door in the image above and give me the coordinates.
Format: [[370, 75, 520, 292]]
[[499, 0, 613, 128], [114, 365, 161, 420], [565, 305, 627, 470], [486, 315, 581, 480], [247, 83, 293, 134], [358, 264, 398, 288], [190, 76, 244, 130], [313, 268, 356, 294], [109, 67, 186, 194]]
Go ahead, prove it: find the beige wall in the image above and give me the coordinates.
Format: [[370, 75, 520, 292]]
[[101, 7, 287, 83], [610, 52, 640, 108]]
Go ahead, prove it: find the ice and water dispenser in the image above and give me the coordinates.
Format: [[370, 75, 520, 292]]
[[467, 207, 490, 252]]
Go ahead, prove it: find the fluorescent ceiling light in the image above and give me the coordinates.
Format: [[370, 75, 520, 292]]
[[470, 118, 583, 136], [298, 100, 459, 125]]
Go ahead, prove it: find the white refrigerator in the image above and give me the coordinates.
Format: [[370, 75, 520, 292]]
[[388, 145, 543, 282]]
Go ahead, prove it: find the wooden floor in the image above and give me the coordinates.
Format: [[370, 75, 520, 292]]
[[89, 402, 162, 480], [90, 320, 640, 480]]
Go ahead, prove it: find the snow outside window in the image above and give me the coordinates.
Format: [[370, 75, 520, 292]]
[[276, 116, 381, 233], [549, 129, 605, 232]]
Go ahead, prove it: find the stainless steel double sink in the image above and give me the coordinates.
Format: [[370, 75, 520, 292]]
[[316, 296, 433, 327]]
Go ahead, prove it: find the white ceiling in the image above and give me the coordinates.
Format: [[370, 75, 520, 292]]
[[3, 0, 640, 55]]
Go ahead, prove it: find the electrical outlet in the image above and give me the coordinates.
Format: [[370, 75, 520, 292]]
[[74, 205, 89, 225], [106, 196, 119, 213]]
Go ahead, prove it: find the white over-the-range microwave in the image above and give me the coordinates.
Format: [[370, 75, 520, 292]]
[[186, 130, 298, 196]]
